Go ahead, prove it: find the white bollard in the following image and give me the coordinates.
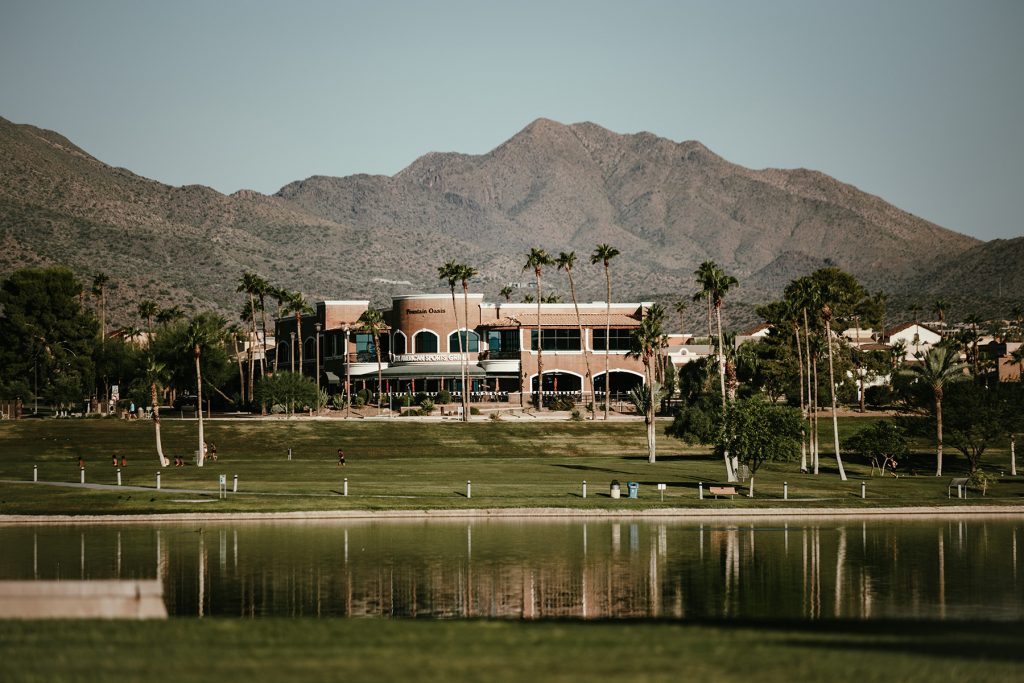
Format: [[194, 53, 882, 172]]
[[233, 474, 238, 493], [116, 468, 122, 487], [156, 472, 161, 490], [33, 465, 37, 483], [698, 482, 704, 500], [343, 478, 348, 497], [784, 481, 788, 500], [582, 480, 587, 499], [467, 480, 472, 499], [80, 467, 85, 484], [287, 448, 292, 461], [861, 481, 866, 499]]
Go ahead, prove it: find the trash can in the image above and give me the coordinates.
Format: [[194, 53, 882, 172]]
[[627, 482, 639, 499], [610, 480, 621, 500]]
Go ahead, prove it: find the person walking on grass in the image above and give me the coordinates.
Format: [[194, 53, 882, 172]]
[[337, 448, 346, 467]]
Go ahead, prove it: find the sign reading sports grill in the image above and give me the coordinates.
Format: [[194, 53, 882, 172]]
[[393, 354, 462, 363], [406, 308, 446, 315]]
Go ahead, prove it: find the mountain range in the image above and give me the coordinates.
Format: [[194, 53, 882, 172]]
[[1, 115, 1020, 330]]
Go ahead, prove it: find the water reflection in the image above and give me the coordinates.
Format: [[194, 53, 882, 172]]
[[0, 518, 1020, 620]]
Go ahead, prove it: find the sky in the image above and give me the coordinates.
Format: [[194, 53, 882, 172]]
[[1, 0, 1022, 241]]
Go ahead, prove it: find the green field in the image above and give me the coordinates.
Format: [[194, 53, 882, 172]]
[[1, 618, 1021, 683], [1, 416, 1021, 515]]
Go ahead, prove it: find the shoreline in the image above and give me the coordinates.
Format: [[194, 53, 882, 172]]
[[2, 505, 1023, 525]]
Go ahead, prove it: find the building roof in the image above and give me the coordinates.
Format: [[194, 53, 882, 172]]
[[885, 322, 941, 337], [738, 323, 771, 336], [480, 312, 641, 328]]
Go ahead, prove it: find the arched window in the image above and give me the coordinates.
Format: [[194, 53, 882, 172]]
[[278, 342, 290, 365], [392, 331, 407, 355], [413, 330, 439, 353], [304, 338, 315, 363], [448, 329, 480, 353]]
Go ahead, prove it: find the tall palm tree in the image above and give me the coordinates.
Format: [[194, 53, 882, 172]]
[[142, 356, 170, 467], [137, 300, 158, 335], [358, 308, 387, 412], [184, 319, 217, 467], [155, 306, 185, 326], [499, 285, 514, 302], [525, 248, 555, 408], [901, 346, 968, 476], [92, 272, 109, 343], [932, 299, 950, 329], [458, 264, 478, 422], [269, 285, 290, 373], [558, 251, 595, 419], [820, 299, 848, 481], [962, 314, 983, 377], [692, 262, 717, 344], [591, 244, 619, 419], [673, 300, 687, 333], [251, 274, 272, 377], [438, 262, 464, 409], [240, 299, 260, 404], [785, 277, 819, 473], [627, 304, 666, 463], [286, 291, 314, 376]]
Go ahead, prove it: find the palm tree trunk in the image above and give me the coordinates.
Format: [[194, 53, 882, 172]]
[[536, 271, 544, 409], [195, 349, 205, 467], [258, 298, 268, 378], [567, 270, 595, 420], [296, 312, 304, 375], [803, 309, 815, 472], [247, 331, 255, 404], [935, 391, 943, 477], [825, 319, 848, 481], [236, 341, 246, 404], [795, 326, 807, 472], [715, 303, 735, 482], [449, 287, 463, 412], [375, 341, 383, 413], [1010, 434, 1016, 477], [812, 358, 820, 475], [462, 284, 471, 422], [151, 382, 168, 467], [604, 265, 612, 420]]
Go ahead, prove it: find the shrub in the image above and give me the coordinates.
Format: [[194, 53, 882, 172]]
[[400, 408, 422, 417], [489, 411, 501, 421], [470, 406, 480, 415], [420, 399, 434, 414], [547, 396, 575, 411], [330, 394, 346, 409], [436, 389, 452, 404], [969, 469, 997, 495], [356, 389, 370, 404], [865, 385, 893, 408], [399, 395, 413, 407], [570, 409, 582, 421], [352, 395, 366, 408], [414, 392, 429, 406]]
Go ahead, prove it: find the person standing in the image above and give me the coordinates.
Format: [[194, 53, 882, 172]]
[[337, 448, 346, 467]]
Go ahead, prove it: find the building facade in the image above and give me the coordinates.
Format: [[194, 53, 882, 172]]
[[274, 293, 652, 404]]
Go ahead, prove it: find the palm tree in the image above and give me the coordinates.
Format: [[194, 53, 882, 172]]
[[155, 306, 185, 326], [558, 251, 595, 419], [627, 304, 666, 463], [286, 291, 314, 376], [251, 274, 272, 376], [963, 314, 983, 377], [591, 244, 620, 419], [522, 293, 535, 303], [92, 272, 109, 343], [692, 261, 717, 344], [694, 261, 739, 480], [184, 319, 217, 467], [137, 300, 158, 334], [932, 299, 950, 329], [438, 262, 464, 410], [525, 248, 555, 408], [499, 285, 514, 302], [673, 300, 687, 333], [142, 356, 170, 467], [240, 298, 260, 404], [458, 264, 478, 422], [901, 347, 968, 476], [819, 299, 848, 481], [358, 308, 387, 412], [785, 277, 820, 474], [541, 293, 562, 303], [269, 286, 290, 373]]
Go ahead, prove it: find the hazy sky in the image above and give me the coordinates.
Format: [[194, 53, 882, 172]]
[[2, 1, 1022, 241]]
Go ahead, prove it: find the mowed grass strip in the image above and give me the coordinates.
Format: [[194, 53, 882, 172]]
[[1, 618, 1022, 683], [1, 418, 1022, 514]]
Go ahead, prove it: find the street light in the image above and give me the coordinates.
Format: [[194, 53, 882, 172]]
[[315, 322, 322, 403], [290, 331, 296, 373]]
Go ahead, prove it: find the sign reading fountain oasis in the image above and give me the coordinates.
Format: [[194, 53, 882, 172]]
[[406, 308, 446, 315]]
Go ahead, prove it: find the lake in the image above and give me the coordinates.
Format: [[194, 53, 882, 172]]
[[0, 517, 1020, 620]]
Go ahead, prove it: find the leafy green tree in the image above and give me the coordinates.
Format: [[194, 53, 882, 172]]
[[719, 398, 802, 497], [900, 346, 968, 476], [844, 420, 908, 476], [591, 244, 619, 419], [525, 248, 555, 408], [255, 371, 319, 415], [0, 268, 97, 409]]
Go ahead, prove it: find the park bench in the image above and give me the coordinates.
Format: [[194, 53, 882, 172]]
[[708, 485, 737, 499], [948, 477, 970, 499]]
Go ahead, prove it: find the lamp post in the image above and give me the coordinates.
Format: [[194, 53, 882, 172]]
[[290, 331, 296, 373], [343, 325, 351, 418], [315, 322, 322, 402]]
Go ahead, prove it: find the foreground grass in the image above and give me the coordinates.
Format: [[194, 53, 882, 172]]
[[1, 417, 1021, 515], [1, 618, 1021, 683]]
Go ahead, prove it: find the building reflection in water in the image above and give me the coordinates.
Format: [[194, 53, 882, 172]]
[[0, 518, 1021, 621]]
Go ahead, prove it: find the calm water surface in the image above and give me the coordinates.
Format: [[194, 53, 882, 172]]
[[1, 518, 1021, 620]]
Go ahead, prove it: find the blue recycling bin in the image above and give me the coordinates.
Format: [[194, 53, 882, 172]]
[[627, 481, 639, 499]]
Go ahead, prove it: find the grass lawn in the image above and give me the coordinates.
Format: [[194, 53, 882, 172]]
[[1, 618, 1021, 683], [1, 416, 1021, 515]]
